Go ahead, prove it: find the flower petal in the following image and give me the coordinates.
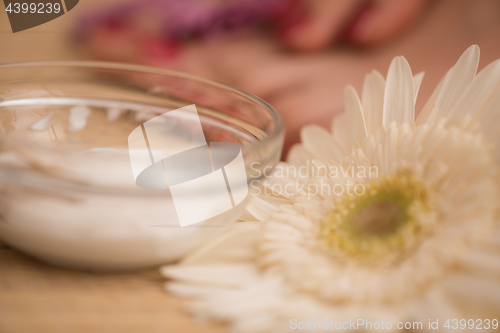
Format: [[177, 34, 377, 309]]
[[413, 71, 425, 104], [362, 70, 386, 136], [436, 44, 480, 118], [442, 273, 500, 315], [383, 56, 415, 126], [287, 144, 315, 167], [477, 91, 500, 163], [300, 124, 346, 164], [166, 281, 234, 298], [416, 71, 447, 125], [448, 59, 500, 123], [344, 85, 368, 146], [162, 263, 260, 288], [461, 249, 500, 277], [245, 196, 281, 223], [332, 113, 350, 152]]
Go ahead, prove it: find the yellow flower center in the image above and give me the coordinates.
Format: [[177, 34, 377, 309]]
[[320, 171, 432, 265]]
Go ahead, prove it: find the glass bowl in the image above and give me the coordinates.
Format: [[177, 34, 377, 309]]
[[0, 61, 284, 270]]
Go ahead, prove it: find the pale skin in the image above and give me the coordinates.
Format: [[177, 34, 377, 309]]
[[85, 0, 500, 155]]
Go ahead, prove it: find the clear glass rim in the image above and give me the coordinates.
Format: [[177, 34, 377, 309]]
[[0, 60, 285, 146]]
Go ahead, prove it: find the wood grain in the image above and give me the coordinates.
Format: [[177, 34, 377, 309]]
[[0, 241, 226, 333]]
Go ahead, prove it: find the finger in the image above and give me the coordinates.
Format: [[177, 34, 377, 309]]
[[342, 0, 430, 46], [277, 0, 362, 51]]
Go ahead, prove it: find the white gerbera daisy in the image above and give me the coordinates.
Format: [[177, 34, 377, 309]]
[[161, 45, 500, 333]]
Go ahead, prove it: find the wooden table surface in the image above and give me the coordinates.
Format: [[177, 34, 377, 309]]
[[0, 240, 226, 333]]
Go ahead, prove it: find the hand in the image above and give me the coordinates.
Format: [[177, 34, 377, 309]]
[[78, 0, 435, 155], [276, 0, 430, 51]]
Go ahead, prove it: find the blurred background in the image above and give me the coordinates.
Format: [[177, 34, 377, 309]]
[[2, 0, 500, 154]]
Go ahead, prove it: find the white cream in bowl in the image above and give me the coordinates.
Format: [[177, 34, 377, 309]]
[[0, 104, 251, 270]]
